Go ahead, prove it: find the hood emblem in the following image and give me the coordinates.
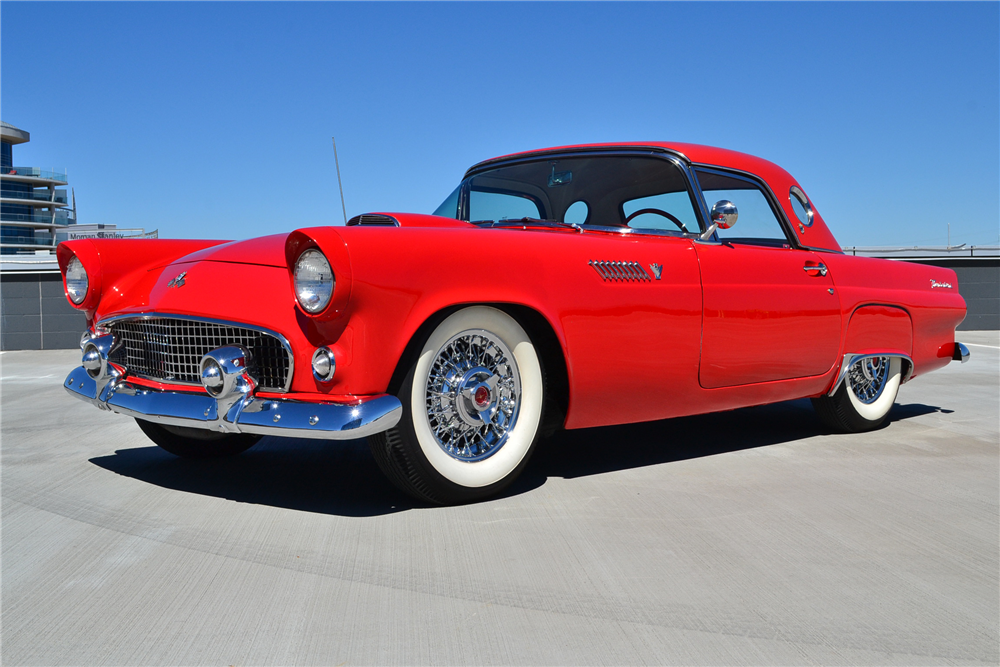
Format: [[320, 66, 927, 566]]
[[649, 263, 663, 280], [167, 271, 187, 288], [930, 279, 952, 289]]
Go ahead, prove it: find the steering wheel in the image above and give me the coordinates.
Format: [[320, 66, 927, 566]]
[[623, 208, 689, 233]]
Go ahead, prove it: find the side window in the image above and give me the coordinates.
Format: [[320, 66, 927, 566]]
[[696, 169, 789, 246], [622, 191, 699, 233], [469, 190, 541, 222]]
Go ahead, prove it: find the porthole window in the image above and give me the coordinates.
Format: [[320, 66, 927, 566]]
[[789, 186, 813, 227], [564, 200, 589, 225]]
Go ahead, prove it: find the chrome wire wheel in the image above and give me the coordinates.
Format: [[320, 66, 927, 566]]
[[847, 356, 890, 404], [425, 329, 521, 461]]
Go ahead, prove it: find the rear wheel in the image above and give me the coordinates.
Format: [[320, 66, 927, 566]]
[[135, 419, 261, 459], [369, 306, 545, 505], [812, 356, 902, 432]]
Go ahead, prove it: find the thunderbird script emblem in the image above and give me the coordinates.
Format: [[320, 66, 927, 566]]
[[167, 271, 187, 288], [649, 263, 663, 280], [930, 279, 952, 289]]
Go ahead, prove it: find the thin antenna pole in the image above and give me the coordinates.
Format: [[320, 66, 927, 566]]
[[332, 137, 348, 225], [947, 223, 950, 248]]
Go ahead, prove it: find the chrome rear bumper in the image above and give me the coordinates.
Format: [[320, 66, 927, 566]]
[[64, 365, 402, 440], [953, 342, 971, 363]]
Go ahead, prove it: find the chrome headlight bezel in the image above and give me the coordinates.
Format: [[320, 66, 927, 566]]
[[65, 255, 89, 305], [293, 248, 335, 314]]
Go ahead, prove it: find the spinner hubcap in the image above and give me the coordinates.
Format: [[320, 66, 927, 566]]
[[424, 330, 521, 461]]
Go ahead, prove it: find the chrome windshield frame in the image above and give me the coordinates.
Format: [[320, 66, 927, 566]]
[[458, 147, 711, 238]]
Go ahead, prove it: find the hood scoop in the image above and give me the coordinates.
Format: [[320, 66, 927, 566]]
[[347, 214, 399, 227]]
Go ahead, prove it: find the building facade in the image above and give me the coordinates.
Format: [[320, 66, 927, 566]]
[[0, 121, 160, 349], [1, 121, 76, 255]]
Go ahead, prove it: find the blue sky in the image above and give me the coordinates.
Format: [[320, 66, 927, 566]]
[[2, 2, 998, 247]]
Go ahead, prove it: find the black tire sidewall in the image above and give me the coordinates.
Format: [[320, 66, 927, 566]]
[[135, 419, 260, 459]]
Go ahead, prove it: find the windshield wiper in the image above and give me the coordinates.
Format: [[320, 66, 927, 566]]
[[475, 217, 583, 232]]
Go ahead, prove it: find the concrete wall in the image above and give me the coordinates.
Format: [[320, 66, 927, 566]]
[[0, 258, 996, 351], [1, 272, 86, 350]]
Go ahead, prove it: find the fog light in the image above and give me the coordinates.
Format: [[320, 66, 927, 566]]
[[312, 347, 335, 382], [199, 347, 252, 399]]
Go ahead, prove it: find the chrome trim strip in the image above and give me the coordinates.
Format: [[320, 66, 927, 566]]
[[828, 353, 915, 396], [686, 166, 714, 241], [65, 368, 402, 440], [97, 312, 295, 393], [953, 342, 970, 364]]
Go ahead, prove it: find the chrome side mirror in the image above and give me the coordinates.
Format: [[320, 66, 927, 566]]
[[700, 200, 738, 240]]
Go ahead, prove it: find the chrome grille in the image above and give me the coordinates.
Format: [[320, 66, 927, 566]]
[[589, 260, 651, 282], [107, 317, 291, 391]]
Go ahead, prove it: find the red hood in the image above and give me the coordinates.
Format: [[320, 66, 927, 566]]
[[172, 233, 290, 268]]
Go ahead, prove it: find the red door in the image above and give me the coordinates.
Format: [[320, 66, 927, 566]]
[[694, 243, 842, 388]]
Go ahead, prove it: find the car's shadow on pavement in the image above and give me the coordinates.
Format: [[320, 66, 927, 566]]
[[89, 399, 950, 517]]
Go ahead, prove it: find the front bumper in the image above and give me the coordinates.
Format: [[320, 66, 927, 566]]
[[64, 365, 402, 440]]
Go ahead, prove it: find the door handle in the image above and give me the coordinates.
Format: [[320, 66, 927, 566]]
[[803, 263, 828, 276]]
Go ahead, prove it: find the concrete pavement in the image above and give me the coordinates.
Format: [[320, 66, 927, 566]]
[[2, 332, 997, 665]]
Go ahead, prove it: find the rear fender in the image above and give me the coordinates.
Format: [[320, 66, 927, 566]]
[[833, 304, 914, 392]]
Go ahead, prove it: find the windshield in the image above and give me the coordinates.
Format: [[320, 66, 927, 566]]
[[433, 155, 703, 233]]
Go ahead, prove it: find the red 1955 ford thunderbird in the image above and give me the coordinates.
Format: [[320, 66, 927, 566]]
[[60, 142, 969, 504]]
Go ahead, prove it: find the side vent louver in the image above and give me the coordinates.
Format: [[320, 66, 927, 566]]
[[346, 214, 400, 227], [589, 260, 651, 282]]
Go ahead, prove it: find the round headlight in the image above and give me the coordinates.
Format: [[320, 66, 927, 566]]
[[294, 249, 334, 313], [65, 256, 89, 305]]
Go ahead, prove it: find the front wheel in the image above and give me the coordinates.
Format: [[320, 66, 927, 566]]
[[812, 356, 902, 432], [135, 419, 261, 459], [368, 306, 545, 505]]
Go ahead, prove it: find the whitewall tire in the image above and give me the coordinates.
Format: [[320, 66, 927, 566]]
[[812, 356, 902, 432], [368, 306, 545, 504]]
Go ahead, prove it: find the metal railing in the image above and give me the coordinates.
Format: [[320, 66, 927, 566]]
[[0, 166, 68, 182], [0, 188, 68, 204], [843, 245, 1000, 258]]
